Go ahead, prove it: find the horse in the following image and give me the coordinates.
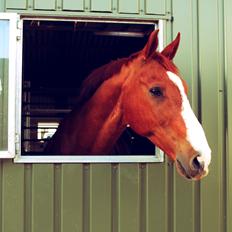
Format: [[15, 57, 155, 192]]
[[45, 30, 211, 180]]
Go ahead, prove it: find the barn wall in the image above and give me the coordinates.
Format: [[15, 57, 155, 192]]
[[0, 1, 4, 11], [4, 0, 168, 19], [225, 0, 232, 231], [0, 0, 231, 231], [173, 1, 226, 232]]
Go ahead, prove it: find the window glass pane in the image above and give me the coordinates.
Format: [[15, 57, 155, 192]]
[[0, 20, 9, 150]]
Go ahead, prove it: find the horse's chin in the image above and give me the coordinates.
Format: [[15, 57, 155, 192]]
[[175, 159, 208, 181]]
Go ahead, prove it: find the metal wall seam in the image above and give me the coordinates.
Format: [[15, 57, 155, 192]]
[[24, 164, 32, 232], [224, 0, 232, 231]]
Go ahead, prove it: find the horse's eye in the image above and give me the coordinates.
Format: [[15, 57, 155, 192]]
[[149, 87, 163, 97]]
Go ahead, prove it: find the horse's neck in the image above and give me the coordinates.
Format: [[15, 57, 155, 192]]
[[59, 74, 127, 154], [81, 90, 125, 154]]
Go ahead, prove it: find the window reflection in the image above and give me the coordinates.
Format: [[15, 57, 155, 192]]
[[0, 20, 9, 150], [0, 20, 9, 59]]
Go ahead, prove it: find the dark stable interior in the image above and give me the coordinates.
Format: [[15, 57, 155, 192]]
[[22, 20, 156, 155]]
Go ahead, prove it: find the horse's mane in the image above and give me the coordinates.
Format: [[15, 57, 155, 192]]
[[76, 51, 178, 108], [76, 53, 138, 107]]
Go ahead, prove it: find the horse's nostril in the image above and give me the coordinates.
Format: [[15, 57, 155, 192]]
[[192, 156, 205, 171]]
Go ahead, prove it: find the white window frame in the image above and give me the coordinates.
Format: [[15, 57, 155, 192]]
[[14, 17, 165, 163], [0, 13, 19, 158]]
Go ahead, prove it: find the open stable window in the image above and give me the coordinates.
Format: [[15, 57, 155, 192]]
[[0, 13, 18, 158], [14, 18, 164, 163]]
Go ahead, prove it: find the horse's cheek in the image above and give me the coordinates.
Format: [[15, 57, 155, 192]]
[[148, 132, 176, 160], [131, 110, 156, 134]]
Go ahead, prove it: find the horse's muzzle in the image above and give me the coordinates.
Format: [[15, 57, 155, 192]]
[[175, 155, 209, 180]]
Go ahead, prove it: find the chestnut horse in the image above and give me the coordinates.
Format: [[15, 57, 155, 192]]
[[46, 30, 211, 180]]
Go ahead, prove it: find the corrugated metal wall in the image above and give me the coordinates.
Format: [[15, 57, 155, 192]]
[[3, 0, 168, 19], [0, 162, 171, 232], [173, 1, 226, 232], [0, 0, 232, 231]]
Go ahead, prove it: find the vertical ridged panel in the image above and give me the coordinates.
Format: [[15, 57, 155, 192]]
[[83, 164, 90, 232], [172, 1, 200, 232], [90, 164, 111, 232], [61, 164, 83, 232], [118, 0, 139, 13], [145, 0, 165, 15], [24, 164, 32, 232], [147, 163, 167, 232], [34, 0, 55, 10], [174, 174, 195, 232], [5, 0, 27, 9], [0, 1, 4, 11], [32, 165, 54, 232], [91, 0, 112, 12], [63, 0, 84, 11], [2, 161, 24, 232], [198, 0, 225, 231], [54, 164, 62, 232], [111, 164, 119, 232], [225, 0, 232, 231], [118, 164, 139, 232], [139, 164, 146, 232]]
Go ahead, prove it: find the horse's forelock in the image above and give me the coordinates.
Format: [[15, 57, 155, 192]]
[[153, 52, 179, 74]]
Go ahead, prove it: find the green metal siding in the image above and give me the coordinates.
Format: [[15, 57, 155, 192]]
[[4, 0, 168, 19], [145, 0, 166, 15], [62, 0, 84, 11], [32, 165, 54, 232], [61, 164, 83, 232], [0, 1, 4, 11], [225, 0, 232, 231], [199, 1, 225, 232], [172, 1, 201, 232], [5, 0, 27, 10], [91, 0, 112, 12], [34, 0, 56, 10], [0, 0, 232, 231], [173, 1, 226, 232], [118, 0, 139, 14]]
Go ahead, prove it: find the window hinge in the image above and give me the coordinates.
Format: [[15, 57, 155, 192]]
[[17, 19, 22, 30], [16, 35, 21, 41], [16, 20, 22, 41]]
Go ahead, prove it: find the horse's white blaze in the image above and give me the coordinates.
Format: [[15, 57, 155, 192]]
[[167, 71, 211, 169]]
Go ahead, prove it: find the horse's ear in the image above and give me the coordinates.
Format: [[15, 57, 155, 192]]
[[161, 33, 180, 60], [142, 30, 159, 59]]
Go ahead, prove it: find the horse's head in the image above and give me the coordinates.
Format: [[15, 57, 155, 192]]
[[121, 30, 211, 180]]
